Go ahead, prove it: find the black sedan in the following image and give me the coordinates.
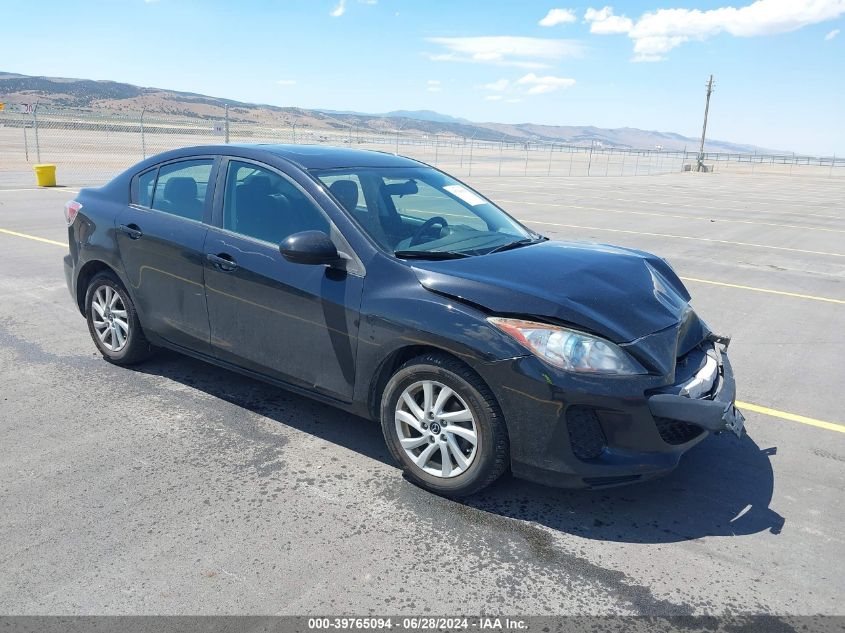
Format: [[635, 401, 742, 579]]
[[63, 144, 745, 497]]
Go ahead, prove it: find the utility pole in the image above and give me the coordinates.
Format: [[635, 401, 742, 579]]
[[697, 74, 714, 172]]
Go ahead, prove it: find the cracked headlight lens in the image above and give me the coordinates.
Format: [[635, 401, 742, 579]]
[[488, 317, 647, 375]]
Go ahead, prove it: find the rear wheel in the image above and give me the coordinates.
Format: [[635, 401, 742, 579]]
[[85, 271, 152, 365], [381, 353, 509, 497]]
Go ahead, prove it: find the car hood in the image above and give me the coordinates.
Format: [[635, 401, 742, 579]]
[[410, 240, 703, 344]]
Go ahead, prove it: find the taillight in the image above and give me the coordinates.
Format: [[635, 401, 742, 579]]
[[64, 200, 82, 226]]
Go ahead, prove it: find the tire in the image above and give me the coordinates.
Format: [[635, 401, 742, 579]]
[[380, 352, 509, 497], [84, 271, 152, 365]]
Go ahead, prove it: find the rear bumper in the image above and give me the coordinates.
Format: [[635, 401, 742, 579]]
[[63, 254, 76, 306], [481, 341, 742, 489]]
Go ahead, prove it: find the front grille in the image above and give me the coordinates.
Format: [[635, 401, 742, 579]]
[[566, 406, 607, 460], [655, 417, 705, 445]]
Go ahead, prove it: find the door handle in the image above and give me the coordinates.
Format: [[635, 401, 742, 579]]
[[118, 224, 142, 240], [207, 253, 238, 271]]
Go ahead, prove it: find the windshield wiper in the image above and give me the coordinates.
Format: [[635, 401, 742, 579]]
[[394, 250, 470, 260], [486, 236, 548, 254]]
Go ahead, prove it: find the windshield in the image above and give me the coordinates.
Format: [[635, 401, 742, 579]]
[[312, 166, 535, 257]]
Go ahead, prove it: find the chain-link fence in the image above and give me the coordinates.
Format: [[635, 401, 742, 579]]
[[1, 106, 842, 187]]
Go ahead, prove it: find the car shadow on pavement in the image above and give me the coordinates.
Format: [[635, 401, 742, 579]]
[[132, 350, 784, 545], [467, 432, 786, 544], [129, 349, 396, 467]]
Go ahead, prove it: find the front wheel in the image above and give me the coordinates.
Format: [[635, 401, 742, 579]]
[[380, 353, 509, 497]]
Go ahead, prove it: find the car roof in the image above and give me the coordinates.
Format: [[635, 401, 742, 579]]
[[156, 143, 426, 170], [242, 144, 425, 170]]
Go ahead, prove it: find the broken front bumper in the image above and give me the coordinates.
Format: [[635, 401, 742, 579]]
[[483, 332, 746, 489], [648, 339, 745, 438]]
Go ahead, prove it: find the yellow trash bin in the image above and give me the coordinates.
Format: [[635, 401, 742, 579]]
[[34, 164, 57, 187]]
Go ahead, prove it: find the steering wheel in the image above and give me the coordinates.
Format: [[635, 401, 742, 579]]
[[409, 216, 449, 247]]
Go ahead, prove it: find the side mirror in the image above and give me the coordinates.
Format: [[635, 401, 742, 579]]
[[280, 230, 341, 266]]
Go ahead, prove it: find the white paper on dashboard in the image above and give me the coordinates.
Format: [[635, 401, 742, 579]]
[[443, 184, 486, 206]]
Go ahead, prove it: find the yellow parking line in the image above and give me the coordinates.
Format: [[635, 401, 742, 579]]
[[0, 228, 65, 247], [737, 401, 845, 434], [524, 220, 845, 258], [679, 277, 844, 305], [0, 187, 80, 194]]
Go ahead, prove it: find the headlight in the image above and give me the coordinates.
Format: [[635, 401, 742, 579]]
[[488, 317, 646, 375]]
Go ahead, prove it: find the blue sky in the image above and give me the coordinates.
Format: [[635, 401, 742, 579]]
[[2, 0, 843, 154]]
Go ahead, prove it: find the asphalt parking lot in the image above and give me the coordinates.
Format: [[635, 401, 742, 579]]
[[0, 171, 843, 615]]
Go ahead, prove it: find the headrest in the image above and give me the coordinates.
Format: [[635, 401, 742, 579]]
[[329, 180, 359, 212], [164, 177, 197, 202], [245, 175, 272, 196]]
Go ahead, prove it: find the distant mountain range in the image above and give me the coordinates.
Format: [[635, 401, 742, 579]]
[[0, 71, 775, 153]]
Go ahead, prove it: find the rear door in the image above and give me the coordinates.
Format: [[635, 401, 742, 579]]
[[203, 158, 364, 401], [116, 157, 218, 354]]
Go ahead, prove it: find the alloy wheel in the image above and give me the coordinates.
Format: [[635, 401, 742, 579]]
[[91, 285, 129, 352], [394, 379, 478, 478]]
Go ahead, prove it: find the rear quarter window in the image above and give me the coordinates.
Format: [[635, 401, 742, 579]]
[[133, 168, 157, 207]]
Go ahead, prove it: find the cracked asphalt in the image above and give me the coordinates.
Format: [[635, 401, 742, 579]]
[[0, 171, 843, 615]]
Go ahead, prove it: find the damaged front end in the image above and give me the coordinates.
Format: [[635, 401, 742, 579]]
[[646, 333, 746, 439]]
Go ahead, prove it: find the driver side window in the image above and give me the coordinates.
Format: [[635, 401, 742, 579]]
[[223, 161, 328, 244]]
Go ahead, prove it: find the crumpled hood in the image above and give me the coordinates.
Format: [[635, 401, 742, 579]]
[[411, 240, 703, 344]]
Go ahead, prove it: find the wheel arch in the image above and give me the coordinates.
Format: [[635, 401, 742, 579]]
[[367, 344, 505, 426], [75, 260, 130, 315]]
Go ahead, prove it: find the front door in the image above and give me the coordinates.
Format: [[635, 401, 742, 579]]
[[203, 159, 363, 401], [116, 157, 216, 354]]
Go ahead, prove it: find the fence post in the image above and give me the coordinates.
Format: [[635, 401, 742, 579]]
[[547, 144, 553, 176], [831, 154, 836, 178], [621, 151, 626, 176], [33, 103, 41, 163], [140, 107, 147, 159], [224, 104, 230, 144], [498, 140, 504, 177], [524, 142, 529, 176], [567, 147, 573, 176], [634, 151, 640, 176], [434, 134, 439, 166], [604, 148, 610, 176], [467, 137, 474, 176], [587, 140, 594, 176], [23, 125, 29, 162]]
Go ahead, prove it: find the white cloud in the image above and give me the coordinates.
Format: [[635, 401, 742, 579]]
[[826, 27, 841, 39], [425, 36, 583, 69], [330, 0, 346, 17], [516, 72, 576, 94], [584, 6, 633, 34], [539, 8, 577, 26], [482, 79, 510, 91], [427, 79, 442, 92], [485, 95, 504, 101], [276, 79, 297, 86], [359, 0, 377, 4], [586, 0, 845, 61]]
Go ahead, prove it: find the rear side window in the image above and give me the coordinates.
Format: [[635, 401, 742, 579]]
[[150, 159, 214, 222]]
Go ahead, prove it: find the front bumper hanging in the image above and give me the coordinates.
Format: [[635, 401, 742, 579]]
[[647, 336, 745, 438]]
